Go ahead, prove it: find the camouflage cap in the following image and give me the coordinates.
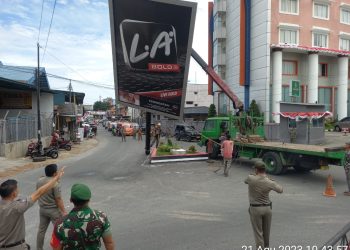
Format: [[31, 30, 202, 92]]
[[254, 161, 266, 170], [71, 183, 91, 200]]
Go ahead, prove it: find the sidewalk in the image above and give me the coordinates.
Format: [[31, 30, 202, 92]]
[[0, 138, 99, 178]]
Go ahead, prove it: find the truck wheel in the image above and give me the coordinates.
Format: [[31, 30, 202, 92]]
[[262, 152, 283, 175], [207, 142, 219, 159]]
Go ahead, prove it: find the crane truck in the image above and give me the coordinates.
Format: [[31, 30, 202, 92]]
[[191, 49, 347, 175]]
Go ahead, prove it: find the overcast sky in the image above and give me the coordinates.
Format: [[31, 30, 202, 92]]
[[0, 0, 208, 104]]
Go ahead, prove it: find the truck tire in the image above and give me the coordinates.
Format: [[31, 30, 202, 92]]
[[262, 152, 284, 175], [207, 142, 219, 159]]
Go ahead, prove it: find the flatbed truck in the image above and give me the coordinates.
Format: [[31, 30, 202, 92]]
[[200, 116, 346, 175]]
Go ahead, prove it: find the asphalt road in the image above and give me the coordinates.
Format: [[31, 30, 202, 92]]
[[11, 127, 350, 250]]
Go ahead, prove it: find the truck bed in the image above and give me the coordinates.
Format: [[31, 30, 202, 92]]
[[234, 140, 346, 159]]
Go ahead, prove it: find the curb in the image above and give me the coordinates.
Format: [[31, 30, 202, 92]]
[[150, 148, 209, 164]]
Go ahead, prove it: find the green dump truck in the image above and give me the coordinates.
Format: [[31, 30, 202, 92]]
[[200, 115, 346, 175]]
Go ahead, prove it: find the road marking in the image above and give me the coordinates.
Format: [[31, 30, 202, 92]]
[[112, 176, 127, 181], [168, 210, 222, 222], [182, 191, 210, 199]]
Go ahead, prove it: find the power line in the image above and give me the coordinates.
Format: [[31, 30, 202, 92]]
[[37, 0, 45, 43], [0, 65, 114, 89], [42, 0, 57, 62], [42, 48, 114, 87]]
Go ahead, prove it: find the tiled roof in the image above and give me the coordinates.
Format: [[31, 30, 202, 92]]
[[271, 44, 350, 56]]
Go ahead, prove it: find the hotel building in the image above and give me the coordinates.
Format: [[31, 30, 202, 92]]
[[210, 0, 350, 122]]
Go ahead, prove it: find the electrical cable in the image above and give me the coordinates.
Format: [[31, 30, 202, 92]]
[[42, 0, 57, 62], [37, 0, 45, 43]]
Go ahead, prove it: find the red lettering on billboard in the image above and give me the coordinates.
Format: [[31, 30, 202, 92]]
[[148, 63, 180, 72]]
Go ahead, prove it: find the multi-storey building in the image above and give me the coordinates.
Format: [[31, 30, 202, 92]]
[[210, 0, 350, 122], [185, 83, 213, 107]]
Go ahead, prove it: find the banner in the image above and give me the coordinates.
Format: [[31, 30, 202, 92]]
[[109, 0, 197, 119]]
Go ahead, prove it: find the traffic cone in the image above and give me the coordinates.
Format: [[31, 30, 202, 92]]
[[323, 175, 336, 197]]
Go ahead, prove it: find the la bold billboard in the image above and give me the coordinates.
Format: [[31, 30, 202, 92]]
[[109, 0, 197, 119]]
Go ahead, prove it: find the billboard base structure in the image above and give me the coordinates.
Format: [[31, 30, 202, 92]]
[[150, 148, 208, 164]]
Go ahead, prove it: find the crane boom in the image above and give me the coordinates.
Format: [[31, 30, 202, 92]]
[[191, 49, 243, 109]]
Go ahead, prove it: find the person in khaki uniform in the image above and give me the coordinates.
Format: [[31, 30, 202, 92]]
[[36, 164, 66, 250], [245, 161, 283, 248], [0, 167, 65, 250]]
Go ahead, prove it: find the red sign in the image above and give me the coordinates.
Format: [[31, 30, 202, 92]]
[[137, 89, 182, 99], [148, 63, 180, 72]]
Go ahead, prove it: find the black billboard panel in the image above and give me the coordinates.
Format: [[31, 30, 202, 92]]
[[109, 0, 197, 119]]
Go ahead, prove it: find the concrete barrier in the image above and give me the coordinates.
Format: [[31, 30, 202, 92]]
[[0, 137, 51, 159]]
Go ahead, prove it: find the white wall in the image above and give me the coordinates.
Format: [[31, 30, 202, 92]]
[[226, 0, 270, 120], [0, 89, 52, 118], [32, 92, 54, 118], [185, 84, 213, 107]]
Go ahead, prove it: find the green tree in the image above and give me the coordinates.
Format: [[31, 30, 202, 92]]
[[248, 100, 261, 117], [93, 101, 109, 111], [208, 104, 217, 117]]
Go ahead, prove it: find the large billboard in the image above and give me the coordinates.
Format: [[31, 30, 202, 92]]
[[109, 0, 197, 119]]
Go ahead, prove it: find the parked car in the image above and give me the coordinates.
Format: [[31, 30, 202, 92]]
[[174, 124, 201, 142], [334, 117, 350, 132]]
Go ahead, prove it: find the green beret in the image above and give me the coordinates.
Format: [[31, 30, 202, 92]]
[[254, 161, 266, 170], [71, 183, 91, 200]]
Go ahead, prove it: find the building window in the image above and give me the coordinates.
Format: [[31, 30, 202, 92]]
[[186, 101, 194, 105], [340, 38, 350, 51], [282, 61, 298, 75], [194, 91, 198, 95], [313, 2, 329, 20], [194, 104, 198, 107], [319, 63, 328, 77], [288, 118, 297, 128], [279, 29, 298, 45], [280, 0, 298, 14], [313, 33, 328, 47], [318, 88, 331, 111], [312, 118, 323, 128], [341, 8, 350, 25]]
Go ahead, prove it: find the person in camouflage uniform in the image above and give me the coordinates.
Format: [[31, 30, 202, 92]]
[[344, 143, 350, 196], [50, 183, 115, 250]]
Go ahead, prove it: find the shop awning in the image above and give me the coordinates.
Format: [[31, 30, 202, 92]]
[[273, 111, 332, 120]]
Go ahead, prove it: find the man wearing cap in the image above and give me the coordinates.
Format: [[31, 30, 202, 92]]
[[0, 167, 65, 250], [51, 183, 115, 250], [36, 164, 66, 250], [343, 142, 350, 196], [245, 161, 283, 248]]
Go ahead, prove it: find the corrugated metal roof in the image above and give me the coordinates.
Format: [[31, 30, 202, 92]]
[[0, 63, 50, 90]]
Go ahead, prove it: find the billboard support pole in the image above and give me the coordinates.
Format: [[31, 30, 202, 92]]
[[145, 112, 151, 155]]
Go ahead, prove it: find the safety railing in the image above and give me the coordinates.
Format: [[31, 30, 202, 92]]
[[321, 222, 350, 249]]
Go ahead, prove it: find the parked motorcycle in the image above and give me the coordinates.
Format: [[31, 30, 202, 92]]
[[26, 140, 37, 156], [30, 142, 59, 159], [50, 138, 72, 151]]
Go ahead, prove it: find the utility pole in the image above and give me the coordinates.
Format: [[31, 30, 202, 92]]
[[68, 79, 73, 103], [36, 42, 42, 146], [145, 112, 151, 155]]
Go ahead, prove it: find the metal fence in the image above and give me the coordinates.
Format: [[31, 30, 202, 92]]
[[0, 115, 53, 143], [321, 222, 350, 249]]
